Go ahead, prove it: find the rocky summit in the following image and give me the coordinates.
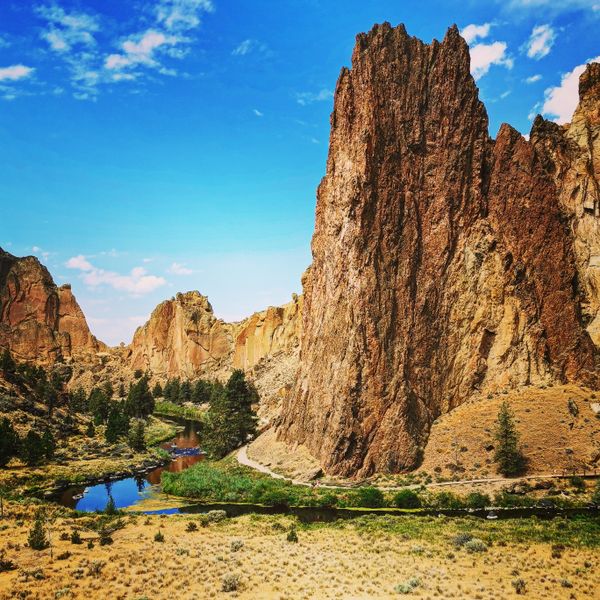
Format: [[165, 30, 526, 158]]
[[277, 23, 600, 477], [0, 248, 105, 363]]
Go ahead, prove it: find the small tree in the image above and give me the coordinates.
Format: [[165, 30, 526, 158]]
[[493, 401, 525, 476], [86, 421, 96, 438], [128, 419, 146, 452], [28, 510, 49, 550], [88, 388, 110, 425], [152, 382, 163, 398], [41, 428, 55, 460], [20, 430, 45, 466], [0, 348, 16, 380], [0, 417, 19, 467], [105, 405, 129, 444]]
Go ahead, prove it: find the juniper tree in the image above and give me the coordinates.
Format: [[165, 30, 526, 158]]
[[28, 510, 49, 550], [0, 417, 19, 467], [493, 401, 525, 476], [128, 419, 146, 452]]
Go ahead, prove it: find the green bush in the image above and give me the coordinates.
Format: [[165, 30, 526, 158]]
[[465, 492, 490, 509], [70, 530, 82, 545], [592, 480, 600, 505], [394, 577, 421, 594], [221, 573, 240, 592], [286, 528, 298, 543], [392, 489, 421, 509], [464, 538, 487, 553], [351, 487, 385, 508], [431, 491, 464, 509], [28, 510, 49, 551], [154, 531, 165, 543]]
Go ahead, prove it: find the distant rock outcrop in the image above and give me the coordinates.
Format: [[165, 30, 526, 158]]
[[277, 23, 600, 477], [0, 248, 104, 363]]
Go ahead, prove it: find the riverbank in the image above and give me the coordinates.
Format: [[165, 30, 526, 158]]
[[161, 457, 600, 512], [1, 500, 598, 599], [0, 416, 179, 498]]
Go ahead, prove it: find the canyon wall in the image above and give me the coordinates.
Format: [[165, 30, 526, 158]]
[[0, 248, 105, 363], [277, 23, 600, 477]]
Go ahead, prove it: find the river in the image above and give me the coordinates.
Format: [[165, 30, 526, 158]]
[[57, 417, 203, 511]]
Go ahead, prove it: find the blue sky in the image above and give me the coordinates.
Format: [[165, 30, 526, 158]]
[[1, 0, 598, 345]]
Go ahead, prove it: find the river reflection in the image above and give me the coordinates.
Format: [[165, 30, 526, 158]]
[[57, 417, 203, 511]]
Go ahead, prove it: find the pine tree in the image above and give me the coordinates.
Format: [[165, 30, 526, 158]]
[[0, 417, 19, 467], [203, 371, 258, 458], [179, 380, 192, 403], [41, 428, 55, 460], [105, 405, 129, 443], [125, 376, 154, 418], [28, 510, 49, 550], [192, 379, 212, 404], [118, 383, 126, 398], [494, 401, 525, 476], [152, 382, 163, 398], [20, 430, 45, 466], [86, 421, 96, 437], [103, 381, 114, 399], [128, 419, 146, 452], [88, 388, 110, 424], [69, 387, 87, 413]]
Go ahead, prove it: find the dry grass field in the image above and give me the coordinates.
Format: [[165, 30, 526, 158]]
[[0, 501, 598, 599], [418, 385, 600, 481]]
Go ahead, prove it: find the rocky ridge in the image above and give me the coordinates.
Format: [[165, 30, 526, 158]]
[[277, 23, 600, 477]]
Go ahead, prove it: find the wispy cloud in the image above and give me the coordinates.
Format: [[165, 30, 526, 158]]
[[539, 56, 600, 123], [460, 23, 492, 45], [253, 108, 263, 117], [66, 255, 167, 295], [469, 42, 514, 80], [525, 74, 542, 83], [295, 89, 333, 106], [523, 24, 556, 59], [231, 38, 270, 58], [168, 262, 194, 275], [34, 0, 213, 100], [503, 0, 599, 12]]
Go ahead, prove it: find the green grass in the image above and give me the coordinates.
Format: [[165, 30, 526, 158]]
[[154, 401, 206, 422]]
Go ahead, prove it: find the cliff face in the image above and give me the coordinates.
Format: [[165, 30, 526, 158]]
[[277, 23, 600, 477], [0, 249, 104, 362], [129, 290, 302, 378]]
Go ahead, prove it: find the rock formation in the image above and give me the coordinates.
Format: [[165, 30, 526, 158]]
[[0, 248, 104, 363], [277, 23, 600, 477]]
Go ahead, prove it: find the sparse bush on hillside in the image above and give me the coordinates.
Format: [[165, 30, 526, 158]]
[[286, 527, 298, 543], [394, 577, 421, 594], [28, 510, 49, 551], [221, 573, 240, 592], [464, 538, 487, 553]]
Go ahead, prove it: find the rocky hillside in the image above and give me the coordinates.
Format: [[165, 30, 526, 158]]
[[0, 249, 302, 420], [0, 248, 105, 363], [277, 23, 600, 477]]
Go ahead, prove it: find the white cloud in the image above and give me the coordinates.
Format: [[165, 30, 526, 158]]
[[525, 74, 542, 83], [296, 89, 334, 105], [66, 256, 167, 295], [0, 65, 34, 81], [461, 23, 491, 45], [524, 24, 556, 59], [469, 42, 514, 80], [541, 56, 600, 123], [504, 0, 599, 11], [66, 255, 93, 271], [105, 30, 178, 70], [156, 0, 214, 32], [253, 108, 264, 117], [168, 262, 194, 275], [37, 4, 99, 53]]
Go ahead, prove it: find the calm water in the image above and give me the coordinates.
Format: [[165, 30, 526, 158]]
[[57, 417, 203, 511]]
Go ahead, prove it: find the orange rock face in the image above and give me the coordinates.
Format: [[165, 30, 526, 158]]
[[0, 249, 104, 363], [128, 290, 302, 382], [277, 23, 600, 477]]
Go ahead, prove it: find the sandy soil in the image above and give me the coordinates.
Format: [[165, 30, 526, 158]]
[[0, 503, 598, 599]]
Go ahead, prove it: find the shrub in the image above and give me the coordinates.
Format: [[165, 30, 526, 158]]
[[185, 521, 198, 532], [561, 579, 573, 588], [432, 491, 464, 509], [452, 532, 473, 548], [59, 532, 69, 541], [0, 550, 16, 573], [104, 496, 118, 515], [287, 528, 298, 543], [87, 540, 94, 549], [393, 489, 421, 509], [87, 560, 105, 576], [464, 538, 487, 553], [206, 510, 227, 523], [353, 487, 385, 508], [465, 492, 490, 509], [28, 510, 49, 551], [512, 578, 526, 594], [394, 577, 421, 594], [56, 551, 71, 560], [154, 531, 165, 543], [221, 573, 240, 592], [230, 539, 243, 552], [70, 530, 82, 545], [569, 476, 585, 492]]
